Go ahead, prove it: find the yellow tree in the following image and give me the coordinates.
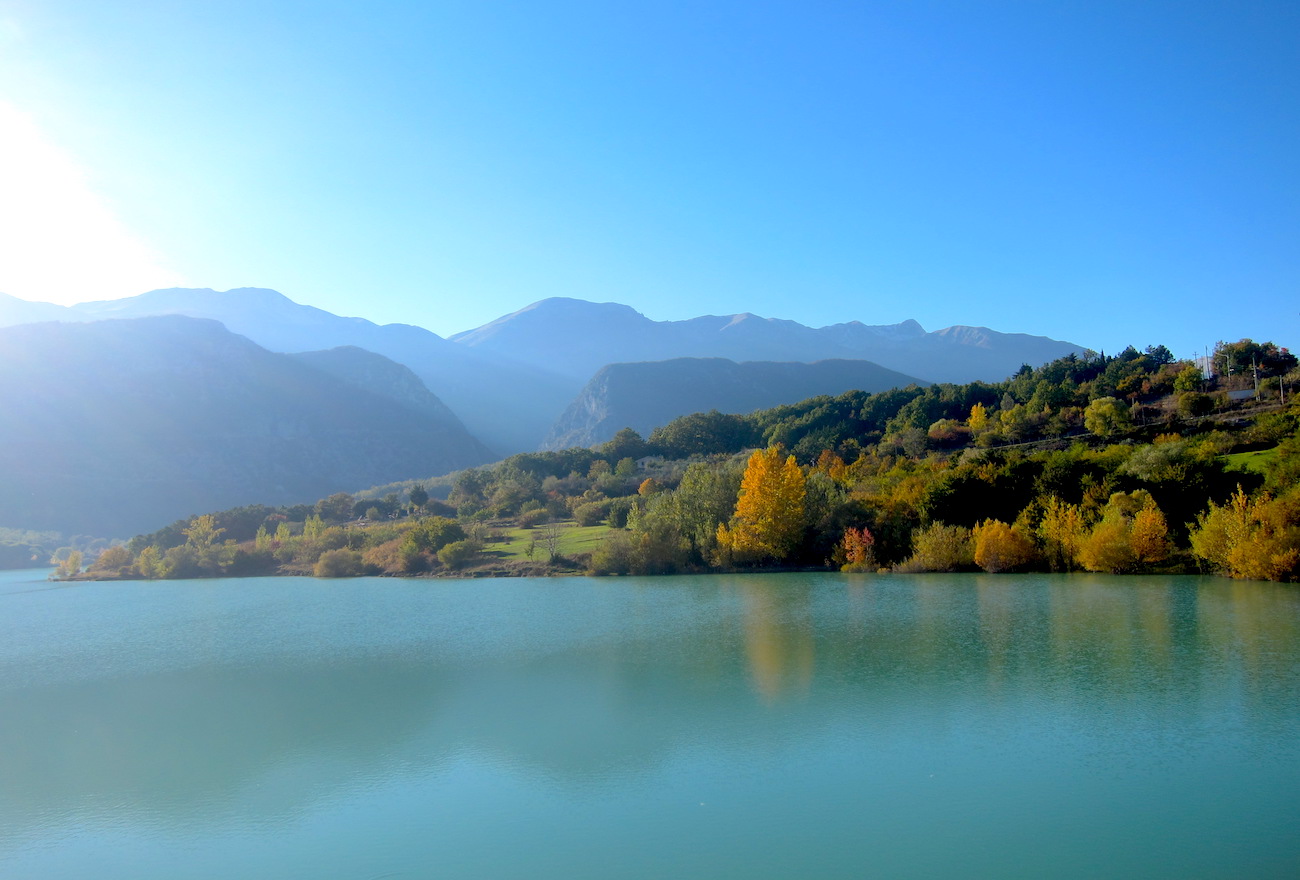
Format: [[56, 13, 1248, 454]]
[[1076, 491, 1171, 573], [1130, 498, 1171, 564], [717, 446, 806, 563], [1190, 488, 1300, 581], [972, 519, 1037, 572], [1038, 496, 1088, 571]]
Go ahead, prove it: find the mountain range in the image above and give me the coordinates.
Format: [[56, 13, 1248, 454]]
[[0, 287, 1088, 537], [0, 289, 1087, 453], [0, 317, 490, 537]]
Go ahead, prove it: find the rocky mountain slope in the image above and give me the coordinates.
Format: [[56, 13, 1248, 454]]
[[543, 357, 929, 449]]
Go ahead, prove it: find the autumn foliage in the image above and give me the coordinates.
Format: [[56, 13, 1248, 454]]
[[717, 446, 806, 564]]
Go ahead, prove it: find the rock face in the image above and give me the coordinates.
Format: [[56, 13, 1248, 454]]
[[542, 357, 927, 449], [0, 316, 492, 537], [452, 296, 1088, 385]]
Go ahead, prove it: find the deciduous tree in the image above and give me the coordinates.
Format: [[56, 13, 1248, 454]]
[[716, 446, 806, 564]]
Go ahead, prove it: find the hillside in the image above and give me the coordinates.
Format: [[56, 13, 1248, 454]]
[[543, 357, 928, 449], [0, 316, 492, 537]]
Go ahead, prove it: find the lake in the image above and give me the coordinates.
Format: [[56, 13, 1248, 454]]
[[1, 568, 1297, 879]]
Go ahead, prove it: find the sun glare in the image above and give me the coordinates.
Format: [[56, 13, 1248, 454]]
[[0, 102, 185, 305]]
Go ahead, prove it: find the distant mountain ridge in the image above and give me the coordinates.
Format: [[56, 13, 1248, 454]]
[[0, 288, 1089, 458], [0, 316, 491, 536], [0, 287, 573, 455], [451, 296, 1087, 385], [542, 357, 930, 450]]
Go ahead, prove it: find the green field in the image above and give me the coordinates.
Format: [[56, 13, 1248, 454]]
[[486, 522, 614, 560], [1222, 447, 1278, 475]]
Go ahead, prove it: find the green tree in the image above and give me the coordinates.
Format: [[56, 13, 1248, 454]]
[[1173, 364, 1203, 393], [315, 492, 356, 522], [136, 545, 164, 579], [302, 515, 325, 539], [183, 514, 225, 551], [1083, 397, 1131, 438], [408, 483, 429, 513], [437, 539, 479, 570], [601, 428, 649, 462]]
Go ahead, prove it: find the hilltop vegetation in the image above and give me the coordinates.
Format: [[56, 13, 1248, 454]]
[[76, 340, 1300, 583]]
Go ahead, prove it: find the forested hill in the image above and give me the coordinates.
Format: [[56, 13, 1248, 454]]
[[83, 339, 1300, 584], [0, 316, 492, 537], [542, 357, 928, 450]]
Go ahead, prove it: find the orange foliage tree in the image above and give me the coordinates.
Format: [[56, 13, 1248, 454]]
[[717, 446, 806, 564], [972, 519, 1037, 573]]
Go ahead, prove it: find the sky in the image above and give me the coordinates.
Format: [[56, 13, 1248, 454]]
[[0, 0, 1296, 358]]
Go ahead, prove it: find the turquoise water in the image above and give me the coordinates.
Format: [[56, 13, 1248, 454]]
[[1, 568, 1297, 879]]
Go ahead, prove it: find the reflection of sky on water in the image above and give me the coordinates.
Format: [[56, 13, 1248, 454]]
[[0, 570, 1297, 878]]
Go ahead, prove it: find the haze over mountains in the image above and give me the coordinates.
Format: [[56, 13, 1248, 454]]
[[451, 297, 1076, 385], [0, 317, 490, 537], [0, 288, 1087, 449], [0, 287, 1087, 537]]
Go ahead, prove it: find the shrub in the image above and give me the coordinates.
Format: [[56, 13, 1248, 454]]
[[573, 501, 610, 527], [437, 539, 479, 570], [314, 549, 365, 578], [406, 517, 466, 552], [588, 531, 635, 576], [362, 538, 405, 574], [838, 527, 876, 572], [896, 523, 974, 573], [972, 519, 1037, 572], [517, 508, 551, 529]]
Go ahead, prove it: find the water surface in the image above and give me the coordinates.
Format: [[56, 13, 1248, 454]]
[[1, 569, 1297, 878]]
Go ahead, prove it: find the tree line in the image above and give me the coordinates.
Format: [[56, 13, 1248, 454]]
[[74, 339, 1300, 582]]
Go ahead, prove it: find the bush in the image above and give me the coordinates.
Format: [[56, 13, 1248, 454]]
[[406, 517, 467, 552], [972, 519, 1037, 572], [573, 501, 610, 527], [588, 531, 635, 575], [607, 497, 636, 529], [314, 549, 366, 578], [437, 539, 479, 570], [896, 523, 974, 573], [1177, 392, 1216, 419], [517, 508, 551, 529], [362, 539, 405, 574]]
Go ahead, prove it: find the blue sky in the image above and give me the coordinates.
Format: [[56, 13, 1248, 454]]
[[0, 0, 1296, 358]]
